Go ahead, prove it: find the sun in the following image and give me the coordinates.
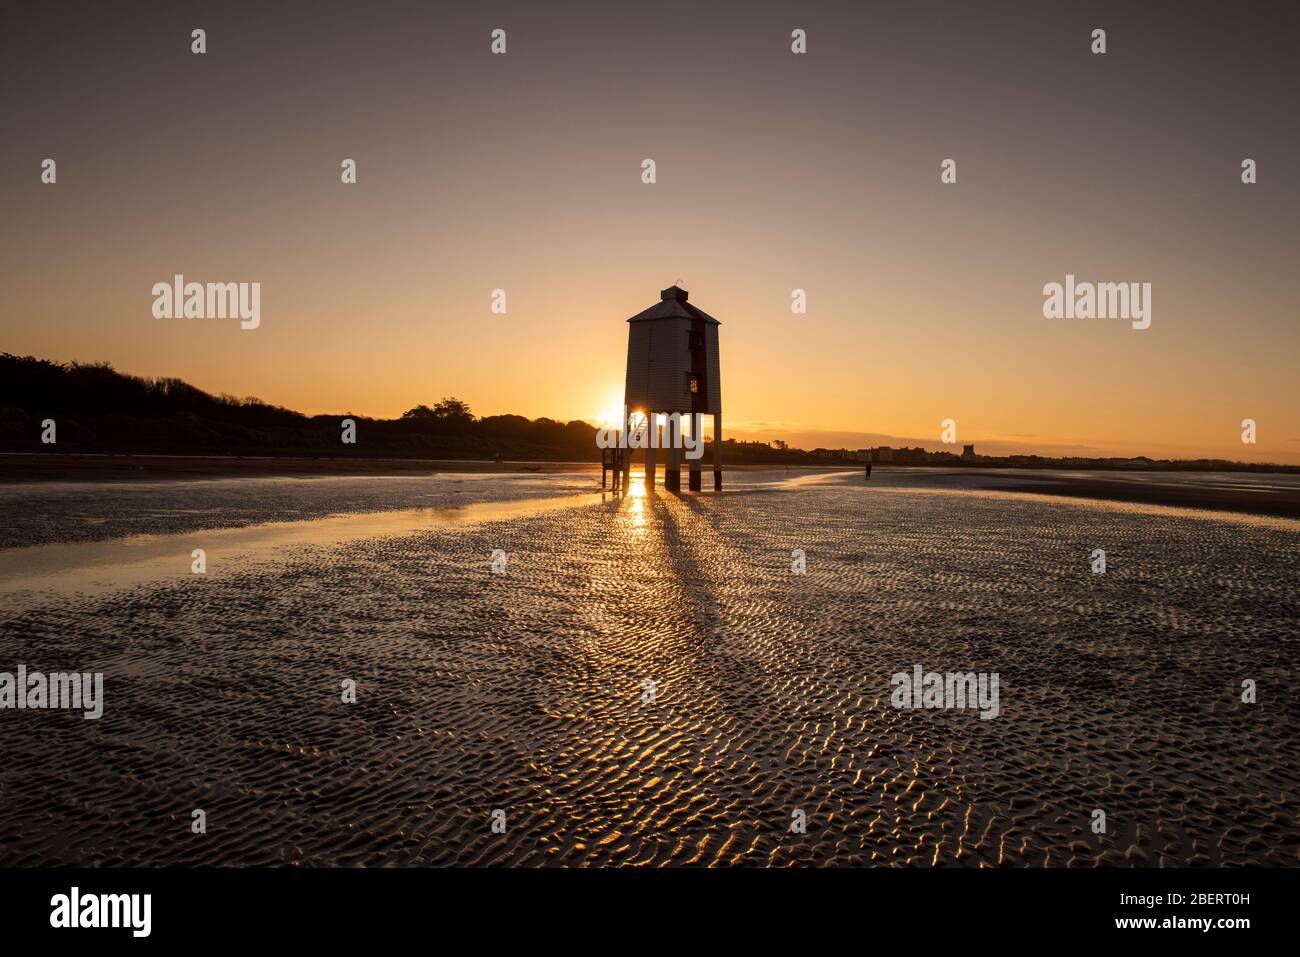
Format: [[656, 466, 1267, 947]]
[[598, 389, 626, 428], [596, 390, 650, 439]]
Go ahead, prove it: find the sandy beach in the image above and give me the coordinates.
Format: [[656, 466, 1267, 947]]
[[0, 470, 1296, 867], [5, 453, 1300, 519], [0, 452, 604, 484]]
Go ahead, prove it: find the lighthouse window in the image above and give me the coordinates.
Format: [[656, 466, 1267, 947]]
[[689, 332, 704, 350], [687, 373, 699, 394]]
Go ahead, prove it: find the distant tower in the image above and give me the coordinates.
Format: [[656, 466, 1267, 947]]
[[962, 444, 976, 460], [624, 285, 722, 492]]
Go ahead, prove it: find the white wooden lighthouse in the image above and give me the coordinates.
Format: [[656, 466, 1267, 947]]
[[624, 284, 722, 492]]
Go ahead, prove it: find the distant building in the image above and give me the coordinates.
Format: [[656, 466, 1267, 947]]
[[962, 444, 976, 460], [866, 445, 938, 464]]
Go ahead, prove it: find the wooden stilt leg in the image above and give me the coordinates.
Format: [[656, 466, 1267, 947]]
[[645, 412, 657, 492], [712, 413, 722, 490], [666, 414, 681, 491]]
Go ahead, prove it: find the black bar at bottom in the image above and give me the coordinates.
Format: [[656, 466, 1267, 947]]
[[0, 867, 1285, 944]]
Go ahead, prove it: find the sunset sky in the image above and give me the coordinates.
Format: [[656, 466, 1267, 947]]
[[2, 1, 1297, 462]]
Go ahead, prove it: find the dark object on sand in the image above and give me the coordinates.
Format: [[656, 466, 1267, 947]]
[[865, 463, 872, 480]]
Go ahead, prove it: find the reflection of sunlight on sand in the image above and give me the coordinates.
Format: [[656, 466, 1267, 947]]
[[628, 474, 646, 528]]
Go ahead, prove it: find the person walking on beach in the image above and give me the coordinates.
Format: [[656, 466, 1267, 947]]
[[865, 462, 872, 481]]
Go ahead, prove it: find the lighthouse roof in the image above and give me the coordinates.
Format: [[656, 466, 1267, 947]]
[[627, 285, 720, 324]]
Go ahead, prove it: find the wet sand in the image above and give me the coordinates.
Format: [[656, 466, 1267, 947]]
[[0, 452, 602, 483], [5, 453, 1298, 519], [0, 471, 1296, 866], [875, 467, 1300, 520], [0, 471, 598, 550]]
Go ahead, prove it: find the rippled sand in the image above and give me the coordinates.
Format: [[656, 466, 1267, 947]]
[[0, 472, 1296, 866]]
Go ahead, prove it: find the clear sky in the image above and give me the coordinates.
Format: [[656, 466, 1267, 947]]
[[2, 1, 1297, 462]]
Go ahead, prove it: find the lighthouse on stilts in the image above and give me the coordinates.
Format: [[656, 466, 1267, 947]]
[[623, 284, 722, 492]]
